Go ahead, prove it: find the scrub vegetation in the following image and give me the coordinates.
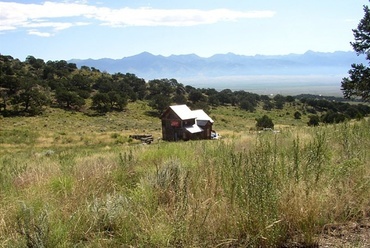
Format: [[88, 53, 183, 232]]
[[0, 100, 369, 247], [2, 3, 370, 246]]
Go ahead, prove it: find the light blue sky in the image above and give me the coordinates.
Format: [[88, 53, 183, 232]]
[[0, 0, 367, 61]]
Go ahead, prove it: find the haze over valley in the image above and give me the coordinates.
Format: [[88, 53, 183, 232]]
[[70, 50, 365, 96]]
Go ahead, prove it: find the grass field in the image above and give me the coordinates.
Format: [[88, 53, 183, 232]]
[[0, 102, 369, 247]]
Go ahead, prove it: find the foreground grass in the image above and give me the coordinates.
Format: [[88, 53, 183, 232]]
[[0, 108, 369, 247]]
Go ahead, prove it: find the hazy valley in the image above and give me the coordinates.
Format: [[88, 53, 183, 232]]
[[70, 50, 366, 96]]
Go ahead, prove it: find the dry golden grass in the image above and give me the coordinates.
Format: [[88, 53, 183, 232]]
[[0, 103, 369, 247]]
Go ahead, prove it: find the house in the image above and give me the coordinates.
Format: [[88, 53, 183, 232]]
[[161, 105, 214, 141]]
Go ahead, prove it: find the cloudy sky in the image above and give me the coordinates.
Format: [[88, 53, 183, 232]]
[[0, 0, 367, 61]]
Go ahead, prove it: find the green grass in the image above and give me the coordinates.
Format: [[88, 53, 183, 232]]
[[0, 102, 369, 247]]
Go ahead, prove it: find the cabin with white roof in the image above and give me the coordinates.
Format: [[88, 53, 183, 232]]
[[160, 105, 214, 141]]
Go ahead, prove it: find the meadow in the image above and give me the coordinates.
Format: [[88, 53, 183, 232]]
[[0, 102, 369, 247]]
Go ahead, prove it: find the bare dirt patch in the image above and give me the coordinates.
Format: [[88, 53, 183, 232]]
[[283, 219, 370, 248], [318, 219, 370, 247]]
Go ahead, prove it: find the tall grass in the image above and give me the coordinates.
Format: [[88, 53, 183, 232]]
[[0, 119, 369, 247]]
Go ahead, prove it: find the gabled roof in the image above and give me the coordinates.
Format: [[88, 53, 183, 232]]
[[197, 120, 210, 127], [192, 109, 214, 123], [164, 105, 214, 124], [168, 105, 196, 120]]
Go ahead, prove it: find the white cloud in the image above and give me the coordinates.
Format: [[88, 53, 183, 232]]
[[28, 30, 52, 37], [0, 1, 275, 35], [97, 8, 275, 27], [62, 0, 89, 4], [24, 21, 89, 31]]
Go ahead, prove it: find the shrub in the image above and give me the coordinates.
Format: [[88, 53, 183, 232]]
[[256, 115, 274, 130], [16, 203, 50, 248], [307, 115, 320, 126], [321, 111, 346, 124], [294, 111, 302, 119]]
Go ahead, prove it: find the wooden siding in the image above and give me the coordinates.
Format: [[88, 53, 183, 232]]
[[161, 106, 213, 141]]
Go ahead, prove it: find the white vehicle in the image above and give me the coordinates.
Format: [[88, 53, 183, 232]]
[[211, 131, 220, 139]]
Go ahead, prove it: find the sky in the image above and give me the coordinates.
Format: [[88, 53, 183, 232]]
[[0, 0, 368, 61]]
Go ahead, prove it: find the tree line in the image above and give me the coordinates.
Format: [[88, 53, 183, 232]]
[[2, 1, 370, 122], [1, 54, 369, 126]]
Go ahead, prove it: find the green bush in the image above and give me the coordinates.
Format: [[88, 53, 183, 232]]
[[255, 115, 274, 130]]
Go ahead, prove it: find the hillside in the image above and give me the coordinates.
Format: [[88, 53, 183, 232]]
[[1, 53, 370, 246], [0, 102, 369, 247], [5, 53, 370, 121]]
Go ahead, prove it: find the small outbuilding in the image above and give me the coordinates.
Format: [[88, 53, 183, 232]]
[[161, 105, 214, 141]]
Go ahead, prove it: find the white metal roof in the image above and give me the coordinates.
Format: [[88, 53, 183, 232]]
[[168, 105, 214, 124], [169, 105, 196, 120], [185, 124, 203, 133], [192, 109, 214, 123]]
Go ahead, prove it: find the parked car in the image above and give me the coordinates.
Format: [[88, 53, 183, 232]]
[[211, 131, 220, 139]]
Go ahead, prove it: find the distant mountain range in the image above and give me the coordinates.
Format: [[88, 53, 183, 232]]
[[69, 51, 367, 96], [69, 50, 366, 80]]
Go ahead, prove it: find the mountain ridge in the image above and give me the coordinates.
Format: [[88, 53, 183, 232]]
[[69, 51, 366, 80]]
